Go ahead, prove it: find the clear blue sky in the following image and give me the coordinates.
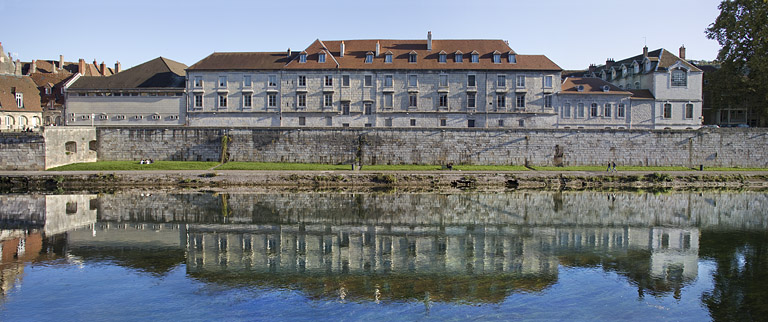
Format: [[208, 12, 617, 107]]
[[1, 0, 723, 71]]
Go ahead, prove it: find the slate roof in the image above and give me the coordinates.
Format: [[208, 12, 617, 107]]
[[70, 57, 187, 90], [591, 48, 701, 76], [187, 52, 294, 70], [0, 75, 42, 112], [560, 77, 631, 95]]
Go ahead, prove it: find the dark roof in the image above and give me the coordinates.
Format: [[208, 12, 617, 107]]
[[70, 57, 187, 90], [628, 89, 655, 100], [187, 52, 294, 71], [591, 48, 701, 76], [560, 77, 631, 95], [0, 75, 42, 112]]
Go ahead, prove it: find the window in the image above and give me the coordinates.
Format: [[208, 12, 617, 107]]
[[497, 75, 506, 87], [498, 119, 504, 127], [323, 93, 333, 107], [543, 75, 553, 88], [385, 53, 392, 63], [241, 94, 251, 107], [663, 103, 672, 118], [299, 117, 306, 126], [410, 119, 416, 126], [439, 75, 448, 87], [439, 93, 448, 107], [471, 53, 479, 63], [218, 94, 227, 108], [439, 53, 447, 63], [268, 75, 277, 87], [318, 53, 326, 63], [409, 53, 417, 63], [685, 103, 693, 119], [340, 75, 349, 87], [218, 76, 227, 87], [519, 119, 525, 127], [440, 119, 447, 126], [364, 75, 373, 87], [508, 53, 517, 63], [194, 76, 203, 87], [635, 81, 640, 89], [467, 75, 476, 87], [384, 93, 393, 108], [151, 114, 161, 120], [364, 102, 373, 115], [455, 53, 463, 63], [116, 115, 125, 120], [98, 114, 108, 120], [299, 53, 307, 63], [342, 102, 350, 115], [617, 103, 625, 118], [297, 93, 306, 107], [516, 94, 525, 108], [409, 93, 418, 107], [467, 93, 476, 108], [385, 118, 393, 127], [577, 103, 585, 118], [16, 93, 23, 107], [497, 94, 506, 108], [562, 103, 571, 118], [604, 103, 611, 117], [365, 53, 373, 63], [544, 95, 552, 108], [325, 75, 333, 87], [468, 119, 475, 127], [267, 93, 276, 107], [590, 103, 598, 117], [298, 75, 306, 87], [408, 75, 417, 87], [516, 75, 525, 87], [243, 75, 251, 87], [384, 75, 393, 87], [671, 69, 687, 86], [493, 54, 501, 63]]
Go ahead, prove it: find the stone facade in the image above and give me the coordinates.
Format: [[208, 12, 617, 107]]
[[0, 127, 96, 170], [0, 132, 45, 170], [96, 127, 768, 167]]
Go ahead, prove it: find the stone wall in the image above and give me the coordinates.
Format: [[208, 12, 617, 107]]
[[97, 127, 768, 167], [0, 127, 97, 170], [0, 132, 45, 170]]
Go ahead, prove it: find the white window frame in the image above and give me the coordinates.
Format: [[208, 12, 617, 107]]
[[467, 93, 476, 108], [408, 93, 418, 107], [439, 93, 448, 107], [323, 93, 333, 107], [467, 74, 476, 87], [384, 93, 393, 108], [543, 75, 553, 88], [218, 94, 227, 108], [438, 53, 447, 63], [384, 75, 393, 87], [297, 93, 307, 108], [384, 54, 393, 63], [516, 94, 525, 108], [15, 93, 23, 107], [364, 75, 373, 87], [218, 76, 227, 88], [365, 53, 373, 63], [318, 53, 326, 63], [298, 75, 306, 87], [617, 103, 626, 118], [194, 94, 203, 108], [516, 75, 525, 88], [341, 75, 350, 87], [471, 54, 479, 63], [496, 94, 506, 108], [243, 75, 252, 87], [590, 103, 598, 117], [267, 93, 277, 107], [299, 53, 307, 63], [497, 75, 506, 87], [544, 95, 552, 108], [685, 103, 694, 119], [562, 103, 571, 118], [194, 76, 203, 87], [243, 94, 252, 108], [577, 103, 585, 118], [325, 75, 333, 87], [603, 103, 611, 117], [493, 54, 501, 63]]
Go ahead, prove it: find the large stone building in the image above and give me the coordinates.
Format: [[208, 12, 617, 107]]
[[65, 57, 186, 126], [0, 42, 42, 131], [186, 33, 563, 128]]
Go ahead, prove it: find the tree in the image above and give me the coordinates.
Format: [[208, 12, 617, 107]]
[[706, 0, 768, 126]]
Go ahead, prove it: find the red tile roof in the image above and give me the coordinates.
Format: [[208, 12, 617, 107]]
[[560, 77, 631, 95], [0, 75, 43, 112]]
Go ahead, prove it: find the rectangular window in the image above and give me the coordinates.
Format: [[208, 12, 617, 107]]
[[243, 94, 252, 107], [385, 54, 393, 63], [318, 53, 326, 63], [342, 102, 350, 115], [364, 75, 373, 87], [384, 75, 393, 87], [562, 103, 571, 118], [671, 70, 687, 86], [467, 75, 476, 87], [385, 118, 393, 127], [467, 93, 476, 108], [544, 95, 552, 108], [516, 94, 525, 108], [299, 117, 306, 126], [243, 75, 252, 87], [218, 76, 227, 87], [364, 102, 373, 115], [365, 54, 373, 63], [577, 103, 585, 118], [617, 104, 625, 118], [194, 94, 203, 108], [410, 119, 416, 126], [16, 93, 23, 107], [409, 93, 418, 107], [497, 94, 506, 108], [325, 75, 333, 87], [218, 94, 227, 108], [323, 93, 333, 107], [298, 75, 306, 87], [384, 93, 393, 108], [468, 119, 476, 127], [439, 93, 448, 107], [408, 54, 417, 63], [590, 103, 598, 117], [194, 76, 203, 87], [543, 75, 553, 88], [664, 103, 672, 118], [497, 75, 506, 87], [438, 54, 446, 63], [604, 103, 611, 117], [439, 74, 448, 87], [455, 54, 463, 63], [493, 54, 501, 63], [342, 75, 350, 87], [471, 54, 479, 63], [299, 54, 306, 63], [440, 119, 447, 126], [297, 93, 306, 107], [408, 75, 417, 87], [268, 75, 277, 87], [498, 119, 504, 127], [267, 93, 276, 107], [516, 75, 525, 87], [685, 103, 693, 119]]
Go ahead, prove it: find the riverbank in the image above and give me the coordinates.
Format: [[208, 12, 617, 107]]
[[2, 170, 767, 192]]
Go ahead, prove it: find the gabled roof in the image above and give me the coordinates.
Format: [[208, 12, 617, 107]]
[[560, 77, 631, 95], [0, 75, 43, 112], [628, 89, 655, 100], [592, 48, 701, 76], [187, 52, 295, 71], [70, 57, 187, 90]]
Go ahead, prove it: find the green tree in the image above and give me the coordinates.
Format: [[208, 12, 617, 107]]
[[706, 0, 768, 126]]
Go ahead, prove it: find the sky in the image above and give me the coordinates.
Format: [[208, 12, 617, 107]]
[[0, 0, 724, 71]]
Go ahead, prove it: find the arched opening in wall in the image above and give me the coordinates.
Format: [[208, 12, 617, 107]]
[[45, 116, 52, 125], [31, 116, 40, 128], [66, 202, 78, 214], [5, 115, 15, 129], [65, 141, 77, 153], [55, 116, 62, 125], [88, 140, 98, 151], [19, 116, 28, 128]]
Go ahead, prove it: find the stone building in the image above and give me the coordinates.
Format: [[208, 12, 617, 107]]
[[65, 57, 186, 126], [0, 74, 43, 131], [186, 33, 563, 128], [575, 46, 703, 129], [556, 77, 654, 129]]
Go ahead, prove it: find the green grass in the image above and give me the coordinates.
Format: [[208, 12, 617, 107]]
[[702, 167, 768, 171], [453, 165, 529, 171], [217, 162, 352, 171], [531, 166, 694, 171], [47, 161, 220, 171], [360, 164, 444, 171]]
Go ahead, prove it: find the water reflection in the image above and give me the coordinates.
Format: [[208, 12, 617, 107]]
[[1, 191, 767, 317]]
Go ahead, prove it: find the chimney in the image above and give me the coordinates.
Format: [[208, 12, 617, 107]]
[[53, 60, 58, 74], [605, 58, 614, 69], [78, 58, 85, 75], [588, 64, 596, 74], [340, 41, 345, 57], [59, 55, 63, 70], [100, 61, 106, 76], [29, 59, 36, 75], [375, 41, 380, 57], [287, 48, 291, 57], [643, 46, 648, 58], [427, 31, 432, 51], [679, 45, 686, 60], [115, 61, 121, 74], [14, 59, 21, 75]]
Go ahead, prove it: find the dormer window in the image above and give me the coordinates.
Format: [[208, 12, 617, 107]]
[[438, 52, 447, 63], [471, 53, 479, 63], [671, 69, 687, 86], [408, 51, 417, 63], [365, 52, 373, 63], [454, 51, 463, 63], [384, 53, 393, 63], [508, 53, 517, 64], [299, 53, 307, 63], [318, 53, 326, 63], [16, 93, 23, 108], [493, 53, 501, 63], [633, 62, 640, 74]]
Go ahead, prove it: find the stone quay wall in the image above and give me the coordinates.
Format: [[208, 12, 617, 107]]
[[96, 127, 768, 168], [0, 132, 45, 170], [0, 127, 96, 170]]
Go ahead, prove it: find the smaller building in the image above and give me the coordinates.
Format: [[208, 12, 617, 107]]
[[557, 77, 656, 129], [65, 57, 187, 126], [0, 74, 43, 131]]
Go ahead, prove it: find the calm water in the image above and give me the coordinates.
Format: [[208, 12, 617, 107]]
[[1, 191, 767, 321]]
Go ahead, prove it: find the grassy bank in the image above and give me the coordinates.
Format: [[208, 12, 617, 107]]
[[48, 161, 219, 171]]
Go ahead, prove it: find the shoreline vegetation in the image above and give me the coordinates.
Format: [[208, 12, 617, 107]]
[[0, 161, 766, 192]]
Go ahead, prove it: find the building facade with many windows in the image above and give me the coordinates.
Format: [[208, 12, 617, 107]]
[[186, 34, 562, 128]]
